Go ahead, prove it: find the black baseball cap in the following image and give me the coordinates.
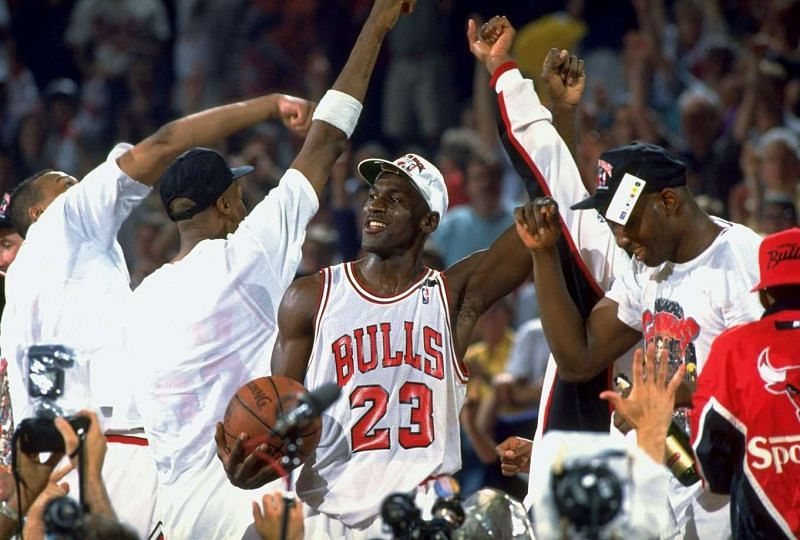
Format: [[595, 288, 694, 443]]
[[570, 142, 686, 224], [160, 147, 253, 222]]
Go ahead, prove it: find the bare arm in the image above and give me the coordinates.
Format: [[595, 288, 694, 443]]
[[270, 275, 322, 382], [541, 48, 584, 163], [118, 93, 308, 186], [288, 0, 414, 196], [516, 199, 640, 381], [445, 226, 532, 358]]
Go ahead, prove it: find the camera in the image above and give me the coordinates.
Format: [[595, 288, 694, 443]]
[[43, 496, 84, 540], [17, 345, 91, 453], [530, 431, 670, 540], [381, 476, 465, 540]]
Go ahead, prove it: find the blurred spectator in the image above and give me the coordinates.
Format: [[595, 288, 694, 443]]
[[431, 152, 514, 267], [757, 192, 798, 235], [41, 78, 80, 175], [436, 127, 481, 209], [296, 223, 339, 278], [381, 0, 455, 153]]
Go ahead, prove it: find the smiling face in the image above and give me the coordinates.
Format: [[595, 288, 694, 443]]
[[361, 172, 434, 256], [606, 191, 677, 267]]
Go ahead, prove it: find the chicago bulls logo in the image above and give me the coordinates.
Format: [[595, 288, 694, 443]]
[[397, 154, 425, 175], [758, 347, 800, 422]]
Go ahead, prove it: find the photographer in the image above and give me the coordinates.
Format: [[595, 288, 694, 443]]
[[0, 410, 135, 540]]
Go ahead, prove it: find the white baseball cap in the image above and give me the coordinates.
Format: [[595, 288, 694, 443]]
[[357, 153, 448, 217]]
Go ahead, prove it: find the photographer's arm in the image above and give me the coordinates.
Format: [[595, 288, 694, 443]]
[[55, 411, 114, 519]]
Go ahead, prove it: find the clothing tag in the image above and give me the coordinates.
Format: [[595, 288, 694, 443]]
[[605, 173, 647, 226]]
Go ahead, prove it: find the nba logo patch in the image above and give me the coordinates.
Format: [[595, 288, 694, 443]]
[[421, 287, 430, 304]]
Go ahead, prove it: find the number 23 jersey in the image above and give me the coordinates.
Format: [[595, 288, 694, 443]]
[[297, 262, 468, 526]]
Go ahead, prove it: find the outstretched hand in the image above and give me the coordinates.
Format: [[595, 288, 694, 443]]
[[513, 198, 561, 251], [467, 16, 516, 74], [600, 344, 685, 462], [277, 96, 315, 135], [214, 423, 280, 490], [541, 48, 585, 107]]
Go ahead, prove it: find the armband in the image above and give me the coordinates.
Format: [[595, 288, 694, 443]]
[[311, 90, 363, 138]]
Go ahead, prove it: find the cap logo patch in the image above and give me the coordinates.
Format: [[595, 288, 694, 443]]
[[397, 154, 426, 174], [605, 173, 646, 226], [596, 159, 613, 190]]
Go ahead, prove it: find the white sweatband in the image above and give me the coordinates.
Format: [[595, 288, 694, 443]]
[[311, 89, 363, 138]]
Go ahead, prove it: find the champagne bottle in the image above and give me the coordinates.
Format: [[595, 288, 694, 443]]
[[613, 373, 700, 486]]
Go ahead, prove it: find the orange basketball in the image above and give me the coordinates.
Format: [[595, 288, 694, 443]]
[[222, 376, 322, 468]]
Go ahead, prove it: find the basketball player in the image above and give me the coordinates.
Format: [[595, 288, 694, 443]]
[[514, 148, 763, 539], [130, 1, 416, 538], [0, 61, 315, 540], [467, 15, 633, 502]]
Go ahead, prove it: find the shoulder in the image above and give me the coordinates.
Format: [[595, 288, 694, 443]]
[[283, 271, 324, 306]]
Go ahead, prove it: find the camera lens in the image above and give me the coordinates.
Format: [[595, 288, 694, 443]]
[[552, 462, 623, 529], [44, 496, 83, 536]]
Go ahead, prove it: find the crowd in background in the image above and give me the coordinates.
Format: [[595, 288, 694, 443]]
[[0, 0, 798, 500]]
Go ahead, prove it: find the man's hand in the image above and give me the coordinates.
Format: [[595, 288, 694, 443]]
[[495, 436, 532, 476], [214, 423, 280, 489], [13, 442, 65, 513], [367, 0, 417, 35], [467, 16, 516, 74], [541, 48, 585, 108], [276, 96, 315, 135], [55, 410, 106, 479], [22, 465, 73, 539], [252, 492, 304, 540], [600, 344, 685, 463], [513, 197, 561, 251]]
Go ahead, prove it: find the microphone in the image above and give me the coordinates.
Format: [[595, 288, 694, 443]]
[[272, 382, 341, 439]]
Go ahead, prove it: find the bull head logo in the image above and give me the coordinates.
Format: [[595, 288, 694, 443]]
[[758, 347, 800, 422]]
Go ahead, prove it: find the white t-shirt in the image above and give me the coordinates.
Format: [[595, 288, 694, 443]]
[[607, 218, 763, 379], [606, 217, 763, 518], [130, 168, 318, 487], [0, 143, 151, 428]]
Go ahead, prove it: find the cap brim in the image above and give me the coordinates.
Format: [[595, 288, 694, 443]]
[[569, 196, 598, 211], [231, 165, 255, 179], [357, 159, 409, 185]]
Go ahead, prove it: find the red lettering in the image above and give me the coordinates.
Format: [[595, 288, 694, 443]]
[[423, 326, 444, 379], [355, 326, 378, 373], [403, 321, 421, 369], [381, 322, 402, 367], [332, 335, 353, 387]]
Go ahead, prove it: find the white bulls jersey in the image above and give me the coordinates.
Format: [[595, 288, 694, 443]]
[[297, 262, 467, 527]]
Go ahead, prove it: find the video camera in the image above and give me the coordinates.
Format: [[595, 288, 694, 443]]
[[380, 477, 465, 540], [530, 431, 670, 540]]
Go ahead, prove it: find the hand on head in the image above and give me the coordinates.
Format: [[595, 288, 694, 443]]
[[513, 197, 562, 251], [541, 48, 586, 108]]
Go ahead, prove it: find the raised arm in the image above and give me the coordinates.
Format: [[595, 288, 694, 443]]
[[287, 0, 412, 196], [515, 198, 641, 381], [118, 93, 312, 186], [120, 0, 413, 191]]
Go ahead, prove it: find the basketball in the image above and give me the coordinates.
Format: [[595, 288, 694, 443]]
[[222, 376, 322, 466]]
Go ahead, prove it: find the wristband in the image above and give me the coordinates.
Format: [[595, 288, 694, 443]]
[[311, 90, 363, 138]]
